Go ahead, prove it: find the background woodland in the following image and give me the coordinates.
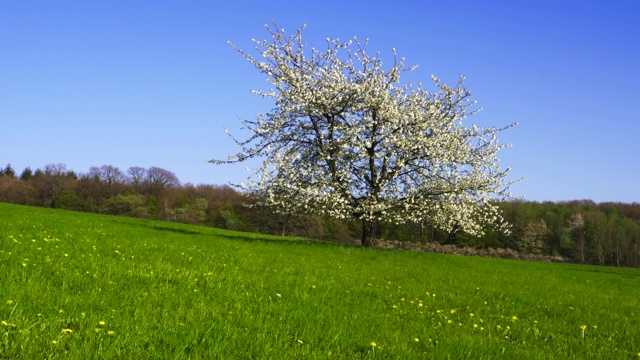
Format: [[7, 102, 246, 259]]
[[1, 163, 638, 267]]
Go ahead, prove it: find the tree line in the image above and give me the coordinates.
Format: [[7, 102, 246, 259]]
[[1, 163, 639, 267]]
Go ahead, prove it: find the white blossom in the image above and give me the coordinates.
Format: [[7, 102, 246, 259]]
[[211, 22, 520, 246]]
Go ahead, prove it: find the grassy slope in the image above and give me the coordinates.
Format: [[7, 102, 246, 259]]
[[0, 202, 639, 359]]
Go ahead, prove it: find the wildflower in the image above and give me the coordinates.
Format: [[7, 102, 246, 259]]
[[99, 320, 106, 326], [450, 309, 456, 314], [474, 324, 478, 328], [59, 309, 64, 314], [311, 285, 316, 289], [297, 339, 303, 344], [52, 340, 57, 345], [6, 300, 14, 305], [580, 325, 587, 339], [593, 325, 597, 329], [414, 337, 419, 342], [61, 328, 73, 334], [511, 316, 518, 321], [95, 328, 101, 333], [1, 321, 7, 326], [107, 330, 115, 335], [370, 341, 377, 347], [469, 313, 474, 317]]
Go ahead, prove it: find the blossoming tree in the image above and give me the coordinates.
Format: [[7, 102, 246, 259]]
[[211, 23, 519, 246]]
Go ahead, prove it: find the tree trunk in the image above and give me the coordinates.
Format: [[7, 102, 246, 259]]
[[361, 219, 376, 247]]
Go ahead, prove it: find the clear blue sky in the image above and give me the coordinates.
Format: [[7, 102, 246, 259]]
[[1, 0, 639, 203]]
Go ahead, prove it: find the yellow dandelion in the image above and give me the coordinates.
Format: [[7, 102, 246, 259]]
[[95, 328, 101, 333], [1, 321, 7, 326], [6, 300, 13, 305], [580, 325, 587, 330], [474, 324, 478, 328], [99, 320, 106, 326], [370, 342, 377, 347], [61, 328, 73, 334], [511, 316, 518, 321], [414, 337, 419, 342], [450, 309, 456, 314], [593, 325, 597, 329], [447, 319, 453, 324], [52, 340, 57, 345], [297, 339, 303, 344], [107, 330, 115, 335], [58, 309, 64, 314], [470, 313, 475, 317]]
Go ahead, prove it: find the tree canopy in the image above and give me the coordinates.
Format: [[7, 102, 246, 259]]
[[213, 23, 519, 246]]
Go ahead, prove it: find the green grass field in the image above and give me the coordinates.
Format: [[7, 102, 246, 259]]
[[1, 202, 639, 359]]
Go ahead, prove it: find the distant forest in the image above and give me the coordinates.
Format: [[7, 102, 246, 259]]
[[1, 163, 639, 268]]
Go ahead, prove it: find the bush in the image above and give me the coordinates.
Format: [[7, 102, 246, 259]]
[[101, 194, 149, 218]]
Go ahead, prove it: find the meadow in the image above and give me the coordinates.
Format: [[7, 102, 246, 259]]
[[1, 202, 639, 359]]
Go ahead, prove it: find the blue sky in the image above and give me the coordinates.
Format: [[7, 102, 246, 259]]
[[1, 0, 639, 203]]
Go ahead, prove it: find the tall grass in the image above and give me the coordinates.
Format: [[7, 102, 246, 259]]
[[1, 202, 638, 359]]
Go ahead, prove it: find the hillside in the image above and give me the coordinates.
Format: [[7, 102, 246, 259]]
[[1, 203, 639, 358]]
